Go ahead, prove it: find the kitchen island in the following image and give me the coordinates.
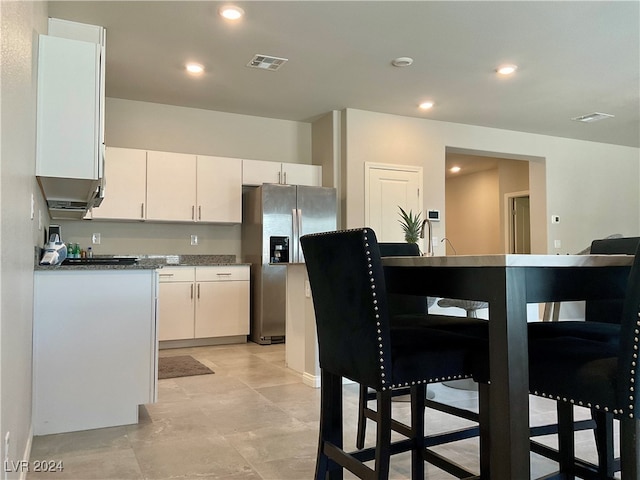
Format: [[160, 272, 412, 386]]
[[33, 265, 158, 435]]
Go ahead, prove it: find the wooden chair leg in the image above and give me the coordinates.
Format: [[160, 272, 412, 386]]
[[356, 385, 368, 450], [374, 390, 392, 479], [316, 370, 344, 480], [620, 417, 640, 480], [478, 382, 491, 478], [557, 401, 575, 479], [410, 385, 426, 480], [593, 410, 615, 477]]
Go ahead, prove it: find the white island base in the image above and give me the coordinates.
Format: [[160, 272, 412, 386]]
[[33, 268, 158, 435], [284, 264, 320, 387]]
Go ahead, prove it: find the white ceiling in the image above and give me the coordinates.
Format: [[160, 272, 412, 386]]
[[48, 1, 640, 148]]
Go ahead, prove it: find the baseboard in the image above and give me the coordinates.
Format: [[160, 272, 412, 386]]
[[301, 373, 355, 389], [302, 372, 320, 388], [159, 335, 247, 350]]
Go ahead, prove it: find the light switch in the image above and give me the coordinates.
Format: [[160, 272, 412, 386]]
[[190, 235, 198, 246], [554, 239, 562, 249], [304, 280, 311, 298]]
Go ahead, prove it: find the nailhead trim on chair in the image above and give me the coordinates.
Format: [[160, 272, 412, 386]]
[[532, 309, 640, 419]]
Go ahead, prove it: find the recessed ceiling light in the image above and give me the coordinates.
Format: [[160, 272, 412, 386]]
[[571, 112, 615, 123], [496, 64, 518, 75], [392, 57, 414, 67], [419, 101, 434, 110], [450, 166, 461, 173], [185, 63, 204, 75], [219, 5, 244, 20]]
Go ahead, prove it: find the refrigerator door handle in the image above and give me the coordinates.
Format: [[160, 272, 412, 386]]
[[291, 208, 299, 263], [296, 208, 303, 263]]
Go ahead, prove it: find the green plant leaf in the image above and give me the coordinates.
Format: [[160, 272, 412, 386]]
[[398, 206, 422, 244]]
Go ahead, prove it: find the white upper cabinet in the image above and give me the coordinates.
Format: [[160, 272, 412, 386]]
[[282, 163, 322, 187], [145, 151, 242, 223], [91, 147, 147, 220], [36, 19, 106, 220], [196, 156, 242, 223], [146, 151, 197, 221], [36, 34, 101, 180], [242, 159, 321, 187]]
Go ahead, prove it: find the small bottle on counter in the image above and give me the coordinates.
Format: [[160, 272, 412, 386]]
[[87, 247, 93, 258]]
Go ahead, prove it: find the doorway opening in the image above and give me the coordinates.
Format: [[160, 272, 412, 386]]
[[506, 192, 531, 254], [444, 149, 537, 255]]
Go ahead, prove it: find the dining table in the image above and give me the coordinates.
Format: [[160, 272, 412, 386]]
[[381, 253, 634, 480]]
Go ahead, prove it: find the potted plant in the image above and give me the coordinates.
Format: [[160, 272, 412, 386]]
[[398, 206, 422, 244]]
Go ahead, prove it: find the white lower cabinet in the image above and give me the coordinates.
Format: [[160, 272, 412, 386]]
[[158, 265, 249, 342]]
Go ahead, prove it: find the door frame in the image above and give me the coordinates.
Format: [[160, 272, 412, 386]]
[[504, 190, 530, 254]]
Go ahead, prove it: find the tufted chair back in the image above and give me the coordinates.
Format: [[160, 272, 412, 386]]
[[617, 241, 640, 413], [378, 242, 429, 316], [301, 228, 393, 390], [586, 237, 640, 324]]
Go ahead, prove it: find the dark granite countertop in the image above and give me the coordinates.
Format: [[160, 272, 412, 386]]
[[34, 253, 248, 271]]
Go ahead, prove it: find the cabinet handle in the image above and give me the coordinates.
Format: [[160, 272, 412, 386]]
[[191, 205, 195, 220], [198, 206, 202, 220], [159, 273, 174, 277], [216, 272, 232, 276], [197, 283, 200, 299], [278, 171, 281, 184], [141, 203, 145, 219], [190, 283, 194, 299], [284, 171, 287, 184]]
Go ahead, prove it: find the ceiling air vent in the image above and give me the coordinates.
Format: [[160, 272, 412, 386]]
[[571, 112, 615, 123], [247, 54, 288, 71]]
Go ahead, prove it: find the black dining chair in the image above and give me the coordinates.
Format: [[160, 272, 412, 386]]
[[356, 241, 486, 453], [471, 239, 640, 479], [527, 235, 640, 476], [301, 228, 490, 479]]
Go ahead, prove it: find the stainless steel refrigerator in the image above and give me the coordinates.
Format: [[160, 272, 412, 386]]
[[242, 184, 337, 344]]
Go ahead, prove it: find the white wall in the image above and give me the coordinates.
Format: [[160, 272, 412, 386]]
[[1, 1, 48, 473], [343, 108, 640, 255], [105, 98, 311, 163]]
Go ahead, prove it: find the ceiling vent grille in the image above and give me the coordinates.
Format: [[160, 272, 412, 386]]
[[571, 112, 615, 123], [247, 54, 288, 71]]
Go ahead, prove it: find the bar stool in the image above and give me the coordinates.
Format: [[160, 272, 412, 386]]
[[301, 228, 490, 479]]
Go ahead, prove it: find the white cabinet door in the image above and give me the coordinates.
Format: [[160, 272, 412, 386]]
[[282, 163, 322, 187], [194, 266, 250, 338], [146, 151, 197, 221], [197, 156, 242, 223], [243, 159, 322, 187], [36, 35, 100, 180], [158, 282, 195, 341], [242, 159, 282, 186], [195, 280, 249, 338], [91, 147, 147, 220]]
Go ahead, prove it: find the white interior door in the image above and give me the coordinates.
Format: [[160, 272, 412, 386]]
[[365, 163, 423, 242]]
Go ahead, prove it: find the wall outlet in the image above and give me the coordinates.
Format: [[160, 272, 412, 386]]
[[304, 280, 311, 298], [190, 235, 198, 246], [551, 215, 560, 224], [554, 239, 562, 249], [92, 233, 101, 244]]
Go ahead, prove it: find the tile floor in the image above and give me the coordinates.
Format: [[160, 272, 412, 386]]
[[28, 342, 619, 479]]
